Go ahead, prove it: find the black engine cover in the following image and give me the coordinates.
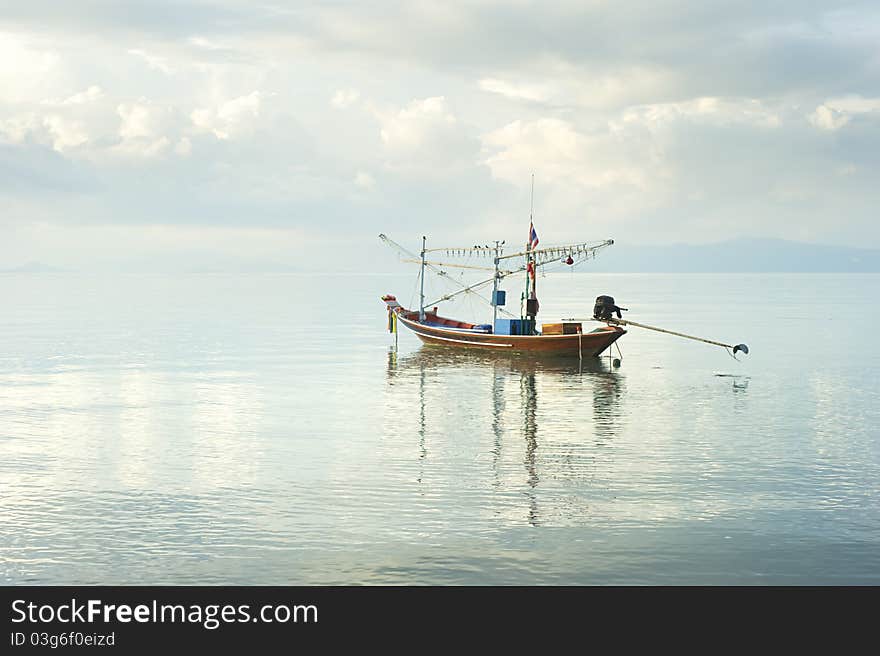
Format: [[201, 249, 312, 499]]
[[593, 295, 626, 321]]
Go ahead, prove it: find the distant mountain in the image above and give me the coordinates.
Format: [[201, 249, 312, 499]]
[[586, 239, 880, 273]]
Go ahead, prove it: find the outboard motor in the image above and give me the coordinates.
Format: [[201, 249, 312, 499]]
[[593, 295, 627, 321]]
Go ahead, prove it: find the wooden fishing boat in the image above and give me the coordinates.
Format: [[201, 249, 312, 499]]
[[382, 298, 625, 357], [378, 210, 631, 359], [379, 218, 748, 361]]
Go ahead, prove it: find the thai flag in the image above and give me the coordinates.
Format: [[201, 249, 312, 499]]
[[528, 221, 539, 250]]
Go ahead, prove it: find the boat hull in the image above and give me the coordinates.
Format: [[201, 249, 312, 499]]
[[397, 314, 624, 356]]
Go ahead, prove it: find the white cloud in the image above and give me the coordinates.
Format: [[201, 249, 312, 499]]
[[2, 2, 880, 266], [478, 78, 550, 103], [0, 32, 61, 103], [810, 96, 880, 131], [0, 112, 90, 152], [118, 102, 164, 140], [331, 89, 360, 108], [191, 91, 262, 139], [40, 85, 104, 106], [118, 135, 171, 157], [188, 36, 224, 50], [619, 97, 782, 130], [373, 96, 478, 174], [810, 104, 849, 131], [378, 97, 456, 150], [3, 90, 182, 160], [482, 118, 650, 191], [825, 97, 880, 113], [127, 49, 174, 75], [480, 117, 668, 235], [114, 101, 175, 157], [62, 85, 103, 105], [354, 170, 375, 190], [478, 61, 675, 110], [42, 115, 88, 151], [175, 137, 192, 156], [0, 113, 41, 144]]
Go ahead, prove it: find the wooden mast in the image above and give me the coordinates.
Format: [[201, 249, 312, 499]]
[[492, 240, 501, 325], [530, 174, 536, 304], [525, 174, 537, 333], [523, 174, 533, 321], [419, 236, 426, 322]]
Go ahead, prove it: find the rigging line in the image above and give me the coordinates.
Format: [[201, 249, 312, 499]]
[[408, 266, 421, 312], [399, 258, 511, 273], [384, 235, 611, 285], [497, 239, 614, 262], [383, 234, 486, 297], [426, 278, 516, 317], [423, 246, 495, 254], [410, 248, 510, 311], [378, 233, 516, 318]]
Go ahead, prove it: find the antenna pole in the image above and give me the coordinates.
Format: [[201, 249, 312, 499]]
[[530, 173, 534, 219], [420, 236, 426, 322]]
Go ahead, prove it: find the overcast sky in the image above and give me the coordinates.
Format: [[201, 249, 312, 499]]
[[1, 1, 879, 271]]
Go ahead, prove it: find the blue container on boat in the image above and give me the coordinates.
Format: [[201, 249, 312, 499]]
[[494, 318, 533, 335], [491, 290, 506, 306], [495, 319, 514, 335]]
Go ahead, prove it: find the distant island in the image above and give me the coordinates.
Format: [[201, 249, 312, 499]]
[[585, 239, 880, 273]]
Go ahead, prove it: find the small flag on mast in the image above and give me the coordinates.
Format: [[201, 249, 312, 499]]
[[528, 221, 539, 250]]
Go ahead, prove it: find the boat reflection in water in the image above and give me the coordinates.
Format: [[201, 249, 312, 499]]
[[385, 346, 626, 526]]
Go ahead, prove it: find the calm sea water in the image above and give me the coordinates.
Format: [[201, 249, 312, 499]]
[[1, 271, 878, 584]]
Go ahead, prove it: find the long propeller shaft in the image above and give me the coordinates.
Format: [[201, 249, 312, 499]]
[[569, 317, 749, 357]]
